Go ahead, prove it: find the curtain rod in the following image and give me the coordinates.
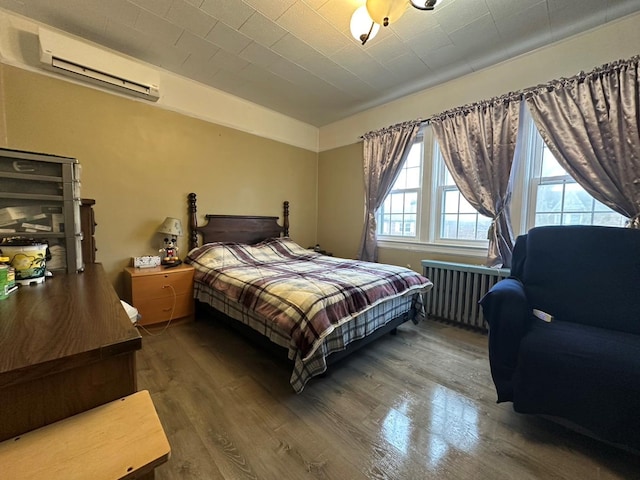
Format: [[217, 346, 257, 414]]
[[360, 54, 639, 140]]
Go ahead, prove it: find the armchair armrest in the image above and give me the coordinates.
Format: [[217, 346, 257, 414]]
[[480, 278, 532, 402]]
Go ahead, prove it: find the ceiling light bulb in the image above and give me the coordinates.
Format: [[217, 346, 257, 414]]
[[350, 5, 380, 45], [366, 0, 408, 27]]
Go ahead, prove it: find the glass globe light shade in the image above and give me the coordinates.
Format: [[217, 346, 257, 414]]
[[366, 0, 408, 27], [350, 6, 380, 44], [410, 0, 441, 10]]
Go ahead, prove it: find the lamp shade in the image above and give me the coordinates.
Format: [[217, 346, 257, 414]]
[[157, 217, 183, 237], [366, 0, 408, 26], [350, 6, 380, 44]]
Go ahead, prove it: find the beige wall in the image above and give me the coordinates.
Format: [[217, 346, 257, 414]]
[[1, 65, 318, 295], [317, 142, 364, 259], [318, 13, 640, 273]]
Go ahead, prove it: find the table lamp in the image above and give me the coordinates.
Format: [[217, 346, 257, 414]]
[[157, 217, 183, 266]]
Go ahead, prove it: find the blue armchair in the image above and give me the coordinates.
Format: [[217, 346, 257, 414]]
[[480, 225, 640, 451]]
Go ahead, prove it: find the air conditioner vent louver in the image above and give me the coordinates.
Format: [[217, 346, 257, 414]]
[[39, 28, 160, 102]]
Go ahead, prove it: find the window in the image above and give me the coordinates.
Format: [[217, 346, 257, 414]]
[[527, 132, 626, 228], [434, 148, 492, 242], [376, 127, 491, 249], [376, 110, 628, 256], [377, 139, 422, 238]]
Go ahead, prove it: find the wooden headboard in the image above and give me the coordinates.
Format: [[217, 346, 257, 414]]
[[188, 193, 289, 249]]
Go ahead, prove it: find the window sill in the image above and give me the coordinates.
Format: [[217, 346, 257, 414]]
[[377, 239, 488, 259]]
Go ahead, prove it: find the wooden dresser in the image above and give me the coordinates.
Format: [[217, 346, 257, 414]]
[[123, 264, 194, 326], [0, 264, 141, 442], [80, 198, 97, 264]]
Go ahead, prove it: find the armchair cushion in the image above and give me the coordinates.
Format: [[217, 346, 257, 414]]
[[514, 319, 640, 447]]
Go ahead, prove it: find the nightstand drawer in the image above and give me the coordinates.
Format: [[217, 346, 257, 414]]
[[135, 293, 194, 326], [131, 270, 193, 300]]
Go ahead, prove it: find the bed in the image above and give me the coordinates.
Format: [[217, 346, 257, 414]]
[[186, 193, 433, 393]]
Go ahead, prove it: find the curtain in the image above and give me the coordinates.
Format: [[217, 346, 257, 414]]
[[431, 95, 521, 268], [357, 120, 423, 262], [525, 56, 640, 228]]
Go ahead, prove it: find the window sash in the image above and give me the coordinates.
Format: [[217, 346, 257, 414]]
[[376, 135, 424, 239], [377, 188, 420, 238], [432, 146, 490, 245]]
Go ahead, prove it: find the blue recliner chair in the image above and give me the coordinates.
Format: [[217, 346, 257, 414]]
[[480, 225, 640, 451]]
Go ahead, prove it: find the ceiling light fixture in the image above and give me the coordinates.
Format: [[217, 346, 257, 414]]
[[350, 6, 381, 45], [410, 0, 440, 11], [350, 0, 442, 45]]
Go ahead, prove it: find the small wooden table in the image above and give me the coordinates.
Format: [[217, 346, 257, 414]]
[[0, 263, 142, 442]]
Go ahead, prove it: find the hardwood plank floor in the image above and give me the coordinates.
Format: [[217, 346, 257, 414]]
[[137, 318, 640, 479]]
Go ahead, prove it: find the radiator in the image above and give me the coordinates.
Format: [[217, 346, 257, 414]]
[[421, 260, 510, 331]]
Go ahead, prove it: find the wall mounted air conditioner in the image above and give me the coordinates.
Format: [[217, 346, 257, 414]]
[[38, 28, 160, 102]]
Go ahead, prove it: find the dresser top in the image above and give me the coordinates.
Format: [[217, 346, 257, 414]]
[[124, 263, 194, 277], [0, 263, 141, 387]]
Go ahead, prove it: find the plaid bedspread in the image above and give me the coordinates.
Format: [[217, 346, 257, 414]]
[[186, 237, 433, 360]]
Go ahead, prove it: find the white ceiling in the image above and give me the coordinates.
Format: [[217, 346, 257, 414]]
[[0, 0, 639, 127]]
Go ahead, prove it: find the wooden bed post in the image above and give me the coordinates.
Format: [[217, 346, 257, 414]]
[[283, 201, 289, 237], [188, 192, 198, 249]]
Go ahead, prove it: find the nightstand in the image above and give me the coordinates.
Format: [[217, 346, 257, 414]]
[[123, 264, 194, 326]]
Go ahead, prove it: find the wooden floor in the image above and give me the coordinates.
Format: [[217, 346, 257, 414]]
[[137, 318, 640, 480]]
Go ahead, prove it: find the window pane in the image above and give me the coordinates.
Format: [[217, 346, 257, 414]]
[[459, 195, 476, 214], [563, 212, 592, 225], [380, 196, 391, 214], [393, 170, 407, 190], [443, 190, 459, 214], [405, 166, 421, 188], [536, 184, 564, 212], [457, 214, 478, 239], [404, 214, 416, 236], [536, 213, 561, 226], [593, 198, 611, 211], [379, 215, 390, 235], [541, 144, 566, 177], [563, 183, 592, 212], [391, 214, 404, 235], [441, 214, 458, 238], [444, 165, 455, 186], [406, 143, 422, 168], [405, 192, 417, 213], [390, 193, 404, 213]]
